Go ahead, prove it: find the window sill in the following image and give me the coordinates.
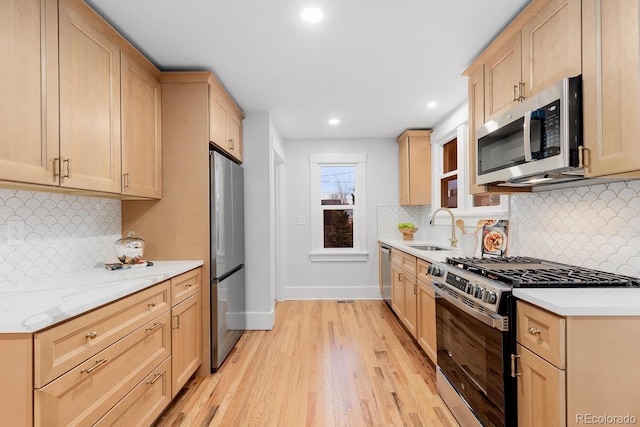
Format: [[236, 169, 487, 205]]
[[309, 251, 369, 262]]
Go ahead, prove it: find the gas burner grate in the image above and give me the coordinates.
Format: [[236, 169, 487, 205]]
[[446, 256, 640, 288]]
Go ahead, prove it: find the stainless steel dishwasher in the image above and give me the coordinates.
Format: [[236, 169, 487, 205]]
[[379, 243, 392, 307]]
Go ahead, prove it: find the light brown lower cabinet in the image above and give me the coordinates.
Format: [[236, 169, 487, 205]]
[[515, 300, 640, 426], [517, 344, 565, 427], [171, 292, 202, 397], [416, 280, 437, 364], [0, 267, 203, 427]]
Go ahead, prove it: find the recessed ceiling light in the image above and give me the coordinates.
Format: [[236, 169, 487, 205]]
[[328, 118, 340, 125], [300, 7, 324, 23], [427, 101, 438, 109]]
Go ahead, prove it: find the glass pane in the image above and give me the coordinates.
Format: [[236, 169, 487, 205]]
[[443, 138, 458, 173], [321, 166, 355, 205], [323, 209, 353, 248], [440, 175, 458, 208], [473, 194, 501, 207]]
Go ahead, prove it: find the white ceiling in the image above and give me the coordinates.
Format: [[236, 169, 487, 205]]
[[86, 0, 530, 140]]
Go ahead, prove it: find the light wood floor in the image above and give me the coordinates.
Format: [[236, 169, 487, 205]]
[[154, 300, 459, 427]]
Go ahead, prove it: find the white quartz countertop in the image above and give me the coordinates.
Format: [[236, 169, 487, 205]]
[[378, 238, 463, 264], [513, 288, 640, 316], [379, 238, 640, 317], [0, 260, 204, 333]]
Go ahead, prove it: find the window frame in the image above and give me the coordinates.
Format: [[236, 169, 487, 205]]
[[309, 153, 368, 262], [431, 122, 509, 220]]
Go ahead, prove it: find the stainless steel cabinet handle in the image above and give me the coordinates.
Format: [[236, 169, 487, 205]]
[[510, 354, 521, 377], [81, 358, 108, 374], [62, 158, 72, 178], [146, 322, 164, 332], [146, 372, 163, 385], [53, 157, 60, 178]]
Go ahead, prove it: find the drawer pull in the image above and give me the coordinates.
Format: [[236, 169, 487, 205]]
[[146, 322, 164, 332], [148, 301, 156, 308], [510, 354, 521, 377], [85, 331, 98, 339], [186, 282, 193, 288], [81, 358, 108, 374], [146, 372, 164, 385], [529, 327, 541, 336], [173, 314, 181, 330]]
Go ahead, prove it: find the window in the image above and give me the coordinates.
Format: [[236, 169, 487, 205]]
[[309, 153, 367, 261], [432, 123, 508, 215]]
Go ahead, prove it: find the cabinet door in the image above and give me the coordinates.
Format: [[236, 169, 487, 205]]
[[210, 92, 228, 149], [467, 65, 487, 195], [227, 112, 243, 162], [171, 292, 202, 397], [121, 52, 162, 199], [0, 0, 59, 186], [521, 0, 581, 98], [402, 273, 417, 338], [391, 264, 405, 318], [408, 134, 431, 206], [485, 32, 522, 119], [517, 344, 566, 427], [582, 0, 640, 178], [58, 0, 122, 193], [417, 280, 437, 364], [397, 135, 410, 205]]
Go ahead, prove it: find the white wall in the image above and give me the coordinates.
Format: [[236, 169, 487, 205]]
[[282, 138, 398, 299], [243, 112, 283, 329]]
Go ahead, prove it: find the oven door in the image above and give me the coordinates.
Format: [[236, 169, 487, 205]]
[[434, 288, 516, 426]]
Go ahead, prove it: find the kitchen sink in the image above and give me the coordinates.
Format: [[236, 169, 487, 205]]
[[407, 244, 447, 251]]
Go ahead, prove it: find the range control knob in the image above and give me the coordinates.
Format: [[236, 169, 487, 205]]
[[428, 266, 442, 277], [473, 286, 485, 300], [483, 291, 497, 304], [465, 283, 474, 294]]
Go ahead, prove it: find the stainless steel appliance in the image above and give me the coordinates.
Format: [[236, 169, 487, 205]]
[[379, 244, 392, 307], [210, 146, 246, 371], [476, 76, 583, 188], [429, 256, 640, 426]]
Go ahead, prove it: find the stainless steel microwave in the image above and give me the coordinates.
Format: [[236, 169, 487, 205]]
[[475, 75, 583, 187]]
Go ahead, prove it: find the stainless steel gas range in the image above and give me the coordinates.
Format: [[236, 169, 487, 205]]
[[428, 256, 640, 427]]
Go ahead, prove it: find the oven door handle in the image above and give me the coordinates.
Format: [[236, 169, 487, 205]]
[[430, 282, 508, 331]]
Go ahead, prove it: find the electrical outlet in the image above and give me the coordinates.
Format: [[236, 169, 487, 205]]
[[7, 220, 24, 245]]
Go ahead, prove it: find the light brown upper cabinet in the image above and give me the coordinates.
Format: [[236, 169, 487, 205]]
[[121, 52, 163, 199], [581, 0, 640, 179], [1, 0, 162, 198], [0, 0, 59, 186], [59, 0, 122, 193], [210, 78, 244, 162], [397, 130, 431, 206], [464, 0, 582, 194], [484, 0, 581, 120]]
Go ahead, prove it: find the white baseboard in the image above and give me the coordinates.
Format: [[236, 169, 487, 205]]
[[245, 309, 275, 330], [285, 285, 382, 300]]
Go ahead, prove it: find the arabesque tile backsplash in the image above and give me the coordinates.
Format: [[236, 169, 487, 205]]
[[0, 189, 121, 287], [509, 180, 640, 277], [378, 180, 640, 278]]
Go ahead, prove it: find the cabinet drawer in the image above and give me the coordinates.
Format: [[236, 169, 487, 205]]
[[517, 301, 565, 368], [391, 249, 417, 276], [34, 281, 170, 388], [94, 356, 171, 427], [171, 267, 202, 306], [416, 258, 432, 283], [34, 310, 171, 427]]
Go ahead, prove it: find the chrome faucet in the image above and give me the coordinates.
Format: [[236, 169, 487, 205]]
[[429, 208, 458, 248]]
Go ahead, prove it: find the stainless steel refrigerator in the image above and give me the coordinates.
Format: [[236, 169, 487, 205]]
[[210, 145, 246, 371]]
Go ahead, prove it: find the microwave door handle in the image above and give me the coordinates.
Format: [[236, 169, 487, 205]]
[[523, 110, 533, 162]]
